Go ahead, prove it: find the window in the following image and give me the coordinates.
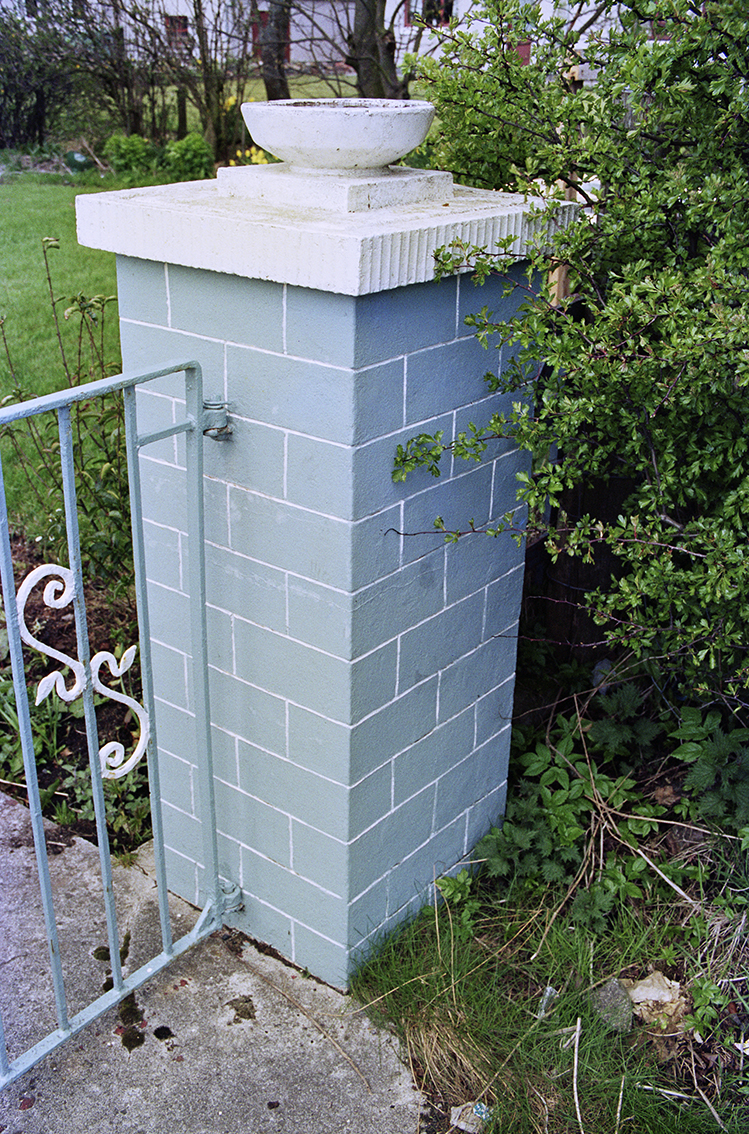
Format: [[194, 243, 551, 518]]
[[251, 9, 268, 57], [405, 1, 453, 27], [516, 40, 531, 64], [251, 10, 291, 61], [164, 14, 189, 51]]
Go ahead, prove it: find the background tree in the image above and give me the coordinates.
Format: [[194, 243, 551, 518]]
[[120, 0, 257, 160], [347, 0, 410, 98], [0, 6, 74, 147], [66, 0, 173, 141], [397, 0, 749, 716], [256, 1, 432, 100], [1, 0, 454, 157], [257, 0, 292, 100]]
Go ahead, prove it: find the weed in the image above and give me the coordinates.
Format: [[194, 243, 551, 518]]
[[436, 870, 482, 943], [0, 229, 151, 859], [355, 677, 749, 1132], [354, 868, 749, 1133], [671, 707, 749, 831], [52, 797, 77, 826], [1, 238, 129, 583]]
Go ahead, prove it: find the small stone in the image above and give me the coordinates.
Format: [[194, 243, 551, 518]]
[[592, 977, 633, 1033], [450, 1103, 488, 1133]]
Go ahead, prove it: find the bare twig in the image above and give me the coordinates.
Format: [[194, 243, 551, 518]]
[[636, 1083, 695, 1102], [614, 1074, 624, 1134], [689, 1040, 727, 1130], [570, 694, 705, 909], [0, 776, 67, 798], [79, 137, 108, 172], [531, 1084, 550, 1134], [348, 970, 442, 1016], [41, 240, 72, 387], [628, 845, 701, 909], [572, 1017, 585, 1134]]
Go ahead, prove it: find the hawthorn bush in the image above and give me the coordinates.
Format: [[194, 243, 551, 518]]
[[398, 0, 749, 715]]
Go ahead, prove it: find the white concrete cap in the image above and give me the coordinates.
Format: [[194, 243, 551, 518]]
[[216, 162, 454, 212], [241, 98, 435, 171], [76, 178, 577, 296]]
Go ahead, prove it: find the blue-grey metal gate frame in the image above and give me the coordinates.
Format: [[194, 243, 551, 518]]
[[0, 360, 234, 1089]]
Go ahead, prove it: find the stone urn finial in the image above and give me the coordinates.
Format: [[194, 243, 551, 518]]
[[241, 98, 435, 175]]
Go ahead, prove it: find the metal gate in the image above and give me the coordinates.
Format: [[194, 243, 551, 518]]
[[0, 360, 235, 1088]]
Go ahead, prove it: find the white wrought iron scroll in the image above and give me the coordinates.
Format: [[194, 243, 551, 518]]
[[16, 563, 149, 779]]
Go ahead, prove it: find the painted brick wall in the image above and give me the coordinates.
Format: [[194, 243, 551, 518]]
[[116, 254, 529, 986]]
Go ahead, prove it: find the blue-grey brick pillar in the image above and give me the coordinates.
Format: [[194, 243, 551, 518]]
[[76, 173, 549, 987]]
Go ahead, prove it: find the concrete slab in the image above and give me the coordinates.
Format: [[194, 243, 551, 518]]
[[0, 793, 421, 1133]]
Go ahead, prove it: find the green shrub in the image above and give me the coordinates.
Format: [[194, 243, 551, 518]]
[[163, 132, 214, 181], [103, 133, 157, 176], [399, 0, 749, 713], [102, 130, 215, 183]]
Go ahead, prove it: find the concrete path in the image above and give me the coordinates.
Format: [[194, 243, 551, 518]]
[[0, 792, 421, 1133]]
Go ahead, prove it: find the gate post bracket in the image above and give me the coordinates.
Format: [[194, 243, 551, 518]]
[[219, 881, 243, 915], [202, 400, 232, 440]]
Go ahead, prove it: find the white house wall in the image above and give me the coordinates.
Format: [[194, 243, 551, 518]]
[[0, 0, 620, 72]]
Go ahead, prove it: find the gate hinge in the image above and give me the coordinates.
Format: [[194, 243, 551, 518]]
[[202, 399, 233, 440], [220, 881, 243, 915]]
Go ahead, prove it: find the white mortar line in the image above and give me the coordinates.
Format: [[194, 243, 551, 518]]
[[154, 693, 196, 718], [164, 263, 171, 326], [121, 315, 227, 348], [240, 751, 349, 792], [288, 919, 345, 950], [242, 845, 344, 901], [148, 578, 189, 600], [228, 339, 353, 372]]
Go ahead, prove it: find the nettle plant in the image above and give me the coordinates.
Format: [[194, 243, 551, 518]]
[[396, 0, 749, 714]]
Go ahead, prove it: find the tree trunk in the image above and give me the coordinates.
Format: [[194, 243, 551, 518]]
[[348, 0, 409, 99], [176, 87, 187, 140], [192, 0, 221, 157], [260, 0, 291, 101]]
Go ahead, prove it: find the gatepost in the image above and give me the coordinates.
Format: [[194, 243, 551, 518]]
[[76, 120, 572, 987]]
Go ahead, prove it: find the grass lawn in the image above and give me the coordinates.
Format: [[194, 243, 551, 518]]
[[0, 73, 362, 400], [352, 669, 749, 1133], [0, 178, 121, 397], [353, 828, 749, 1134], [0, 177, 123, 532]]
